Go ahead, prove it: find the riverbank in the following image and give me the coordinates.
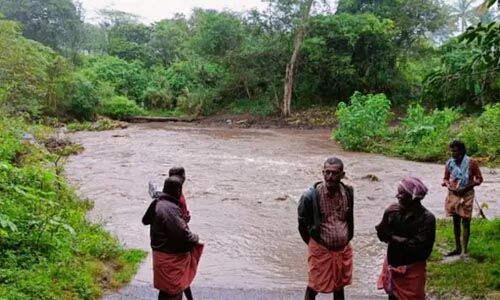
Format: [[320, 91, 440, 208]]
[[0, 116, 145, 299], [429, 218, 500, 298]]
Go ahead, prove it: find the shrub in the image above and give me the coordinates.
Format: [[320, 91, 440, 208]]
[[227, 97, 275, 117], [333, 92, 392, 151], [459, 104, 500, 163], [142, 87, 174, 110], [99, 96, 143, 120], [79, 56, 149, 103], [392, 105, 461, 161], [176, 88, 214, 116], [65, 75, 99, 121]]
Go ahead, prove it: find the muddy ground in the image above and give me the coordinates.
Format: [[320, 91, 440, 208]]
[[65, 122, 499, 300]]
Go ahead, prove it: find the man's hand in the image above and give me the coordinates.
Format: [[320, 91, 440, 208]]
[[441, 181, 449, 187], [391, 235, 407, 243]]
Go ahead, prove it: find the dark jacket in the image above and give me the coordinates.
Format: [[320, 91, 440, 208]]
[[298, 181, 354, 245], [142, 193, 198, 253], [376, 203, 436, 267]]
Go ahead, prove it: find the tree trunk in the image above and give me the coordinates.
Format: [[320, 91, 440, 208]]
[[282, 0, 315, 117]]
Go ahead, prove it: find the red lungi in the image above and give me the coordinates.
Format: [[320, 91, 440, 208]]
[[308, 239, 353, 293], [377, 257, 427, 300], [153, 244, 204, 294]]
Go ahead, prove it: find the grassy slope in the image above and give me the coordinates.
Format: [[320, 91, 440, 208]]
[[0, 116, 145, 299], [428, 218, 500, 298]]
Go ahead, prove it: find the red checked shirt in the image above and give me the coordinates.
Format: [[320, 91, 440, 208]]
[[318, 183, 349, 250]]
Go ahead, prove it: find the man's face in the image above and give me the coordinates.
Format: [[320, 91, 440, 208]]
[[450, 146, 463, 160], [396, 185, 413, 208], [323, 164, 344, 188]]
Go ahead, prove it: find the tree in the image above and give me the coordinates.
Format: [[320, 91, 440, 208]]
[[0, 0, 84, 61], [149, 16, 189, 67], [189, 9, 245, 58], [298, 13, 400, 103], [337, 0, 449, 47], [450, 0, 476, 32], [282, 0, 314, 117]]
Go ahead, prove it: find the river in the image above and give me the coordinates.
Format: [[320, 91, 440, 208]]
[[65, 123, 500, 299]]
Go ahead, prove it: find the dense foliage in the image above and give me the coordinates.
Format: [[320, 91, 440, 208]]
[[0, 115, 145, 299], [333, 92, 498, 164]]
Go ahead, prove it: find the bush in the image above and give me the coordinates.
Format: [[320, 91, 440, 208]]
[[227, 97, 275, 117], [99, 96, 143, 120], [79, 56, 149, 103], [392, 105, 461, 161], [142, 86, 174, 110], [0, 116, 145, 299], [176, 88, 214, 116], [65, 75, 99, 121], [333, 92, 392, 151], [459, 104, 500, 163]]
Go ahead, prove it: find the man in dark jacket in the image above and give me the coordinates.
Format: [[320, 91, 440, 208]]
[[298, 157, 354, 300], [142, 176, 203, 300], [376, 176, 435, 300]]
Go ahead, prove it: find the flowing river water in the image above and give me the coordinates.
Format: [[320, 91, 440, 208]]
[[65, 123, 500, 299]]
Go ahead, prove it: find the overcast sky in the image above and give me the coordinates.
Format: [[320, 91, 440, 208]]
[[80, 0, 268, 23]]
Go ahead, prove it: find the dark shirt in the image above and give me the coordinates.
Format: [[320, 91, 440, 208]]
[[142, 193, 198, 253], [376, 203, 436, 267]]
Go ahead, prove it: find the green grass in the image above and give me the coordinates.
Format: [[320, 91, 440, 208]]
[[0, 115, 146, 299], [428, 218, 500, 299]]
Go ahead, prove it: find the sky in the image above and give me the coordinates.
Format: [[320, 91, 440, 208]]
[[79, 0, 268, 24]]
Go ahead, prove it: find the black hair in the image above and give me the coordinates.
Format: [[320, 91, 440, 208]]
[[169, 166, 185, 177], [449, 140, 466, 154], [324, 157, 344, 169], [162, 176, 183, 197]]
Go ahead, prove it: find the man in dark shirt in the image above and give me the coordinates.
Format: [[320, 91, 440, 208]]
[[298, 157, 354, 300], [142, 176, 203, 300], [376, 176, 436, 300]]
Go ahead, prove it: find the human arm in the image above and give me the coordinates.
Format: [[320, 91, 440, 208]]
[[298, 193, 311, 244], [141, 200, 157, 225], [375, 211, 392, 243], [452, 160, 484, 196], [441, 165, 451, 187], [390, 214, 436, 261], [161, 206, 199, 244]]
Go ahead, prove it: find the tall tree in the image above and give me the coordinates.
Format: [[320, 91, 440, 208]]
[[282, 0, 314, 117], [450, 0, 476, 32], [149, 15, 189, 67], [0, 0, 83, 61], [337, 0, 449, 47]]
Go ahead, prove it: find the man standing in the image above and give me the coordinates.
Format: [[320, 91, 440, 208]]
[[298, 157, 354, 300], [142, 176, 203, 300], [376, 177, 436, 300], [442, 140, 483, 256], [169, 166, 191, 223]]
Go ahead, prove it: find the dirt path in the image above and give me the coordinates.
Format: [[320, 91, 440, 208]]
[[65, 123, 500, 299]]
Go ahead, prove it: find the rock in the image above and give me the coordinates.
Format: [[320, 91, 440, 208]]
[[361, 174, 380, 182]]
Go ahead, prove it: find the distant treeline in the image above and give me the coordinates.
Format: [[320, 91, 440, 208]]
[[0, 0, 498, 121]]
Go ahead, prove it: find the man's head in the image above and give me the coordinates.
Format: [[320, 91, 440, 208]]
[[162, 176, 183, 199], [449, 140, 466, 161], [396, 176, 428, 209], [322, 157, 344, 190], [169, 166, 186, 184]]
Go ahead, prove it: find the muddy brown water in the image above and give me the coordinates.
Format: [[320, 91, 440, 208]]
[[65, 123, 499, 298]]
